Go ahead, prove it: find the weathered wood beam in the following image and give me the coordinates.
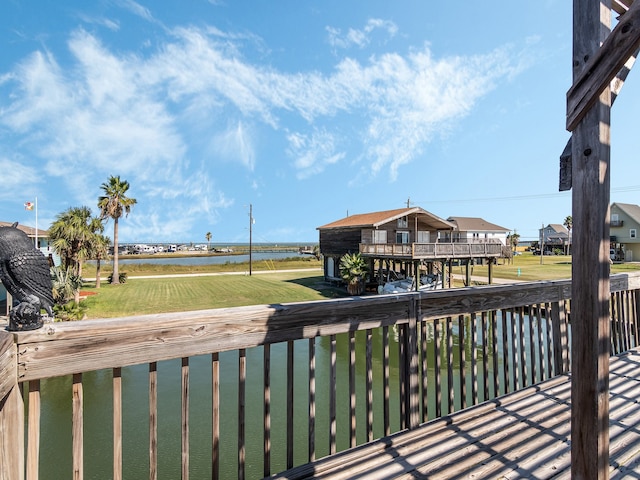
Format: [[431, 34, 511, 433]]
[[566, 0, 640, 132], [570, 0, 612, 478], [560, 49, 637, 191]]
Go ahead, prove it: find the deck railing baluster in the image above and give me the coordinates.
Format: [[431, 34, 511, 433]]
[[149, 362, 158, 480], [446, 317, 454, 414], [72, 373, 83, 480], [535, 305, 544, 382], [212, 353, 220, 480], [511, 309, 520, 391], [420, 320, 428, 423], [329, 335, 337, 455], [470, 312, 478, 405], [501, 309, 510, 394], [382, 326, 390, 436], [182, 357, 190, 480], [113, 367, 122, 480], [26, 380, 40, 480], [481, 311, 489, 402], [434, 318, 442, 418], [491, 311, 499, 398], [365, 329, 373, 442], [349, 332, 356, 448], [519, 306, 527, 387], [458, 315, 466, 410], [237, 351, 245, 479], [286, 341, 294, 468], [308, 338, 316, 462], [263, 345, 271, 476]]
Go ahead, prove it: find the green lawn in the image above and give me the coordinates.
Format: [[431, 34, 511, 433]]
[[75, 253, 640, 319], [80, 271, 344, 319], [458, 252, 640, 283]]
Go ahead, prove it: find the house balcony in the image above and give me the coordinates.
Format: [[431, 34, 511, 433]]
[[611, 220, 624, 227], [359, 241, 504, 261]]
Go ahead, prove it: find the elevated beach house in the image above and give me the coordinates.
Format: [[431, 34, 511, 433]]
[[444, 216, 510, 246], [317, 207, 506, 289], [610, 202, 640, 261], [538, 223, 570, 254]]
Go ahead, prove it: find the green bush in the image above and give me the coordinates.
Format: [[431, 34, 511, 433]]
[[108, 272, 128, 284], [53, 301, 88, 321]]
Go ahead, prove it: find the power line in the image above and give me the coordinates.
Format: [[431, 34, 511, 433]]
[[411, 185, 640, 205]]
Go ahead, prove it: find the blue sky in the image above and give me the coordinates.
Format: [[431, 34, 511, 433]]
[[1, 1, 639, 245]]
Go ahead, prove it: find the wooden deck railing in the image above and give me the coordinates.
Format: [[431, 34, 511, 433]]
[[359, 241, 504, 259], [1, 272, 639, 479]]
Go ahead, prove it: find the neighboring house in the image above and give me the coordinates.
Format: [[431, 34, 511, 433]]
[[317, 207, 455, 281], [317, 207, 506, 285], [539, 224, 569, 254], [610, 202, 640, 262], [444, 217, 509, 246]]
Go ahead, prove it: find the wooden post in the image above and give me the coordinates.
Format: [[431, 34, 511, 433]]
[[0, 332, 23, 480], [570, 0, 611, 477]]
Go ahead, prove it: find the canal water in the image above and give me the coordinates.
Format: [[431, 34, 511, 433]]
[[116, 251, 308, 266]]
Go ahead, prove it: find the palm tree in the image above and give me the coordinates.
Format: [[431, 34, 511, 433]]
[[49, 207, 102, 277], [206, 232, 212, 252], [563, 215, 572, 255], [98, 176, 137, 284], [90, 234, 112, 289]]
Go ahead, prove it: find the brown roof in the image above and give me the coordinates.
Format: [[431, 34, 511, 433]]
[[446, 217, 510, 232], [0, 222, 49, 237], [318, 207, 455, 230]]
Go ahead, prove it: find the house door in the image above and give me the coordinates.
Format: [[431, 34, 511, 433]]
[[417, 231, 430, 243]]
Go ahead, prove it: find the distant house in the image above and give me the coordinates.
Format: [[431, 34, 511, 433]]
[[317, 207, 506, 287], [539, 224, 569, 254], [444, 217, 509, 246], [610, 202, 640, 262]]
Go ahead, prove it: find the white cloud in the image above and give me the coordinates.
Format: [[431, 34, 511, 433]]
[[287, 129, 345, 179], [210, 121, 256, 171], [77, 14, 120, 31], [326, 18, 398, 50], [0, 157, 39, 196], [116, 0, 156, 24], [0, 17, 524, 239]]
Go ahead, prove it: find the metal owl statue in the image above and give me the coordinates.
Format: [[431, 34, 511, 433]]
[[0, 223, 54, 331]]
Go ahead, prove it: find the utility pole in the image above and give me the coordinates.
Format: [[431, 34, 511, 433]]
[[540, 223, 544, 265], [249, 204, 253, 276]]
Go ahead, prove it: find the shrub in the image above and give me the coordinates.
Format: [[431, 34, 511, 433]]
[[53, 301, 88, 321], [108, 272, 128, 284]]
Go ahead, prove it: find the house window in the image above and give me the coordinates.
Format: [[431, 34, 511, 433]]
[[373, 230, 387, 244], [397, 216, 408, 228], [631, 229, 637, 239], [396, 231, 410, 244]]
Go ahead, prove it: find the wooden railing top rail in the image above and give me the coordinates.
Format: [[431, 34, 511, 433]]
[[10, 272, 640, 383]]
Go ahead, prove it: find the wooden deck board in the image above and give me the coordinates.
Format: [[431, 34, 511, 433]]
[[269, 350, 640, 480]]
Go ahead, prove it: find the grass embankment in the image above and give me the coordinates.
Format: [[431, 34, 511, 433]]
[[83, 256, 321, 278], [77, 253, 640, 319], [79, 257, 336, 319], [458, 252, 640, 283]]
